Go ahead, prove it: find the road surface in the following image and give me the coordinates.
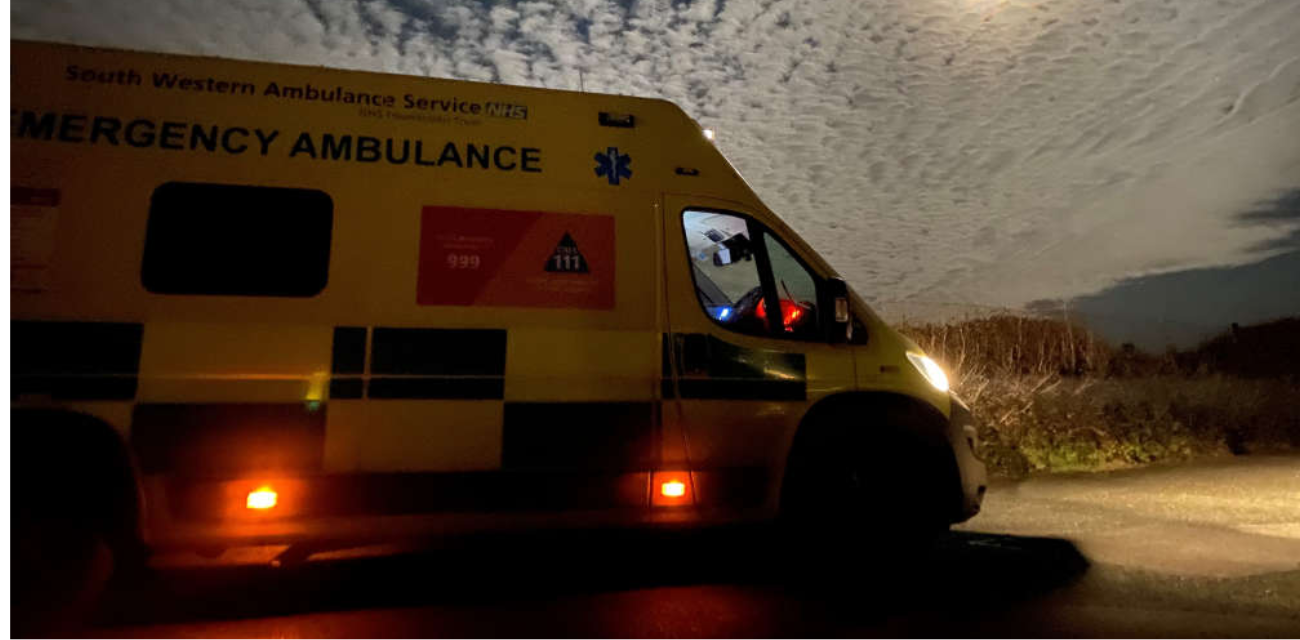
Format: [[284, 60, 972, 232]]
[[46, 456, 1300, 637]]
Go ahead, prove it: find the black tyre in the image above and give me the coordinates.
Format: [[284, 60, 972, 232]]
[[779, 403, 956, 562]]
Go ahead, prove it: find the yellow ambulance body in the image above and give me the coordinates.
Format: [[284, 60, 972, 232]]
[[11, 40, 985, 560]]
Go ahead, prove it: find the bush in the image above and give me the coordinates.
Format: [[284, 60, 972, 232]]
[[898, 314, 1112, 379], [897, 316, 1300, 478]]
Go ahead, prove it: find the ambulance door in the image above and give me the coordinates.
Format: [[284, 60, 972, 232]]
[[661, 195, 857, 512]]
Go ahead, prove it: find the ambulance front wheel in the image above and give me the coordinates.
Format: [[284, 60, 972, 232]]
[[780, 408, 953, 557]]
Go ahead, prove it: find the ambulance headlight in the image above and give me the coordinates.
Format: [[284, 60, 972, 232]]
[[906, 352, 950, 393]]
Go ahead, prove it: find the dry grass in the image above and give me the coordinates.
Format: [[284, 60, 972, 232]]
[[897, 315, 1300, 477], [900, 314, 1113, 380]]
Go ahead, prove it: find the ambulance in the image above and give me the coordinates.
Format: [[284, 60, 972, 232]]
[[10, 40, 986, 571]]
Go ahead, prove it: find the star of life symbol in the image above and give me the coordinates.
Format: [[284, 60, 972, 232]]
[[594, 147, 632, 186]]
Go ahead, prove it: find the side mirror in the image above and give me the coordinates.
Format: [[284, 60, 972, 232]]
[[712, 233, 753, 267], [825, 277, 852, 343]]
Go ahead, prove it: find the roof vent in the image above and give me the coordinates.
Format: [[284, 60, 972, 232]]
[[598, 112, 636, 128]]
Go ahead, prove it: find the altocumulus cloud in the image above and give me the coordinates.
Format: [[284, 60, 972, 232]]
[[13, 0, 1300, 318]]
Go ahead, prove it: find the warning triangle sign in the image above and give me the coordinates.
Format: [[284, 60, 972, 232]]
[[544, 232, 590, 273]]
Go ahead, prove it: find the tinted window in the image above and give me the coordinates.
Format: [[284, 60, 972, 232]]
[[142, 182, 333, 296]]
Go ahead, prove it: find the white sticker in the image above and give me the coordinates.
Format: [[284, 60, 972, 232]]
[[11, 188, 61, 291]]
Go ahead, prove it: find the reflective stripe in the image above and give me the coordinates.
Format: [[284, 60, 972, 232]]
[[136, 323, 332, 404], [370, 327, 506, 376], [329, 378, 364, 399], [368, 377, 505, 400], [330, 327, 509, 399], [12, 320, 143, 400], [330, 326, 366, 374], [13, 374, 139, 400], [662, 333, 807, 400]]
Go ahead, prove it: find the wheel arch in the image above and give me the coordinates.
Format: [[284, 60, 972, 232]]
[[778, 390, 965, 521], [11, 407, 147, 554]]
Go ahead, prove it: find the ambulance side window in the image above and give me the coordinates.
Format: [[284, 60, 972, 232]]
[[682, 210, 765, 332], [682, 209, 822, 340], [763, 233, 820, 340], [141, 182, 333, 297]]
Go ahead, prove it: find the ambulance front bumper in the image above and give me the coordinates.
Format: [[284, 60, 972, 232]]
[[947, 394, 987, 523]]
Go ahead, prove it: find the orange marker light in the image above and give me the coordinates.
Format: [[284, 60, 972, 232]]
[[651, 472, 694, 507], [246, 487, 278, 510]]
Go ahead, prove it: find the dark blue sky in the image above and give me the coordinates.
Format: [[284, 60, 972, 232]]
[[1062, 189, 1300, 349]]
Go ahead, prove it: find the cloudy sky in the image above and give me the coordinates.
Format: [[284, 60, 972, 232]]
[[13, 0, 1300, 344]]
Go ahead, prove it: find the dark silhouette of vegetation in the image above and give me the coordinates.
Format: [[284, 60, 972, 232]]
[[1189, 317, 1300, 378]]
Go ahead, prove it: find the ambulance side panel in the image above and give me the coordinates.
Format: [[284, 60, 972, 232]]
[[10, 41, 697, 541]]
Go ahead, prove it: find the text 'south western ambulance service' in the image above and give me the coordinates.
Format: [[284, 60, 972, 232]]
[[11, 41, 986, 570]]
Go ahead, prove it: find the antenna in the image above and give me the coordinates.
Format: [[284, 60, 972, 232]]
[[579, 69, 585, 93]]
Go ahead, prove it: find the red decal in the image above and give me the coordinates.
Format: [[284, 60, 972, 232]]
[[417, 206, 615, 309]]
